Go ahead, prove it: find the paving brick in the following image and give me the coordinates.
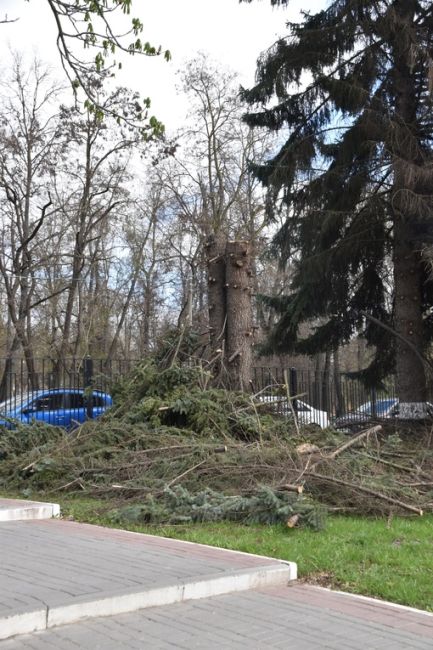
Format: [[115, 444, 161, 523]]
[[0, 518, 292, 636], [5, 587, 426, 650], [1, 510, 432, 649]]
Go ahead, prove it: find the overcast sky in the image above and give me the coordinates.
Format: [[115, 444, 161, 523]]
[[0, 0, 323, 132]]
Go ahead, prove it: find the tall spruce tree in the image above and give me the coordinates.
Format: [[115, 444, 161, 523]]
[[242, 0, 433, 417]]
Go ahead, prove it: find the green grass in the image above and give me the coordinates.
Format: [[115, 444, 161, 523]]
[[51, 496, 433, 612]]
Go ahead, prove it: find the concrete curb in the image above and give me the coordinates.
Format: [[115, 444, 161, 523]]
[[0, 562, 296, 640], [0, 499, 60, 522], [0, 608, 47, 640]]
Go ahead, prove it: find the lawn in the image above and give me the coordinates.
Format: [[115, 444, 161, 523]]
[[57, 496, 433, 612]]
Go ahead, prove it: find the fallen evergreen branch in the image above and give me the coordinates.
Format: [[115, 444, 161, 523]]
[[1, 358, 433, 520], [108, 485, 326, 530]]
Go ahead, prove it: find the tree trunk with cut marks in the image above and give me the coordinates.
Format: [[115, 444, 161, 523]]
[[225, 240, 253, 391], [207, 233, 227, 357]]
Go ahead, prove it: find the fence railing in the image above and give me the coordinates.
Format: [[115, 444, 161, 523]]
[[252, 366, 399, 426], [0, 357, 412, 429], [0, 357, 137, 403]]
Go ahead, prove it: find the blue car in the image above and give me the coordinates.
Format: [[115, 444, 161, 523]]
[[0, 388, 112, 429]]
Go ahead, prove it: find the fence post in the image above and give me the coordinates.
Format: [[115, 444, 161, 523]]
[[290, 367, 298, 413], [83, 356, 94, 420], [371, 387, 377, 418]]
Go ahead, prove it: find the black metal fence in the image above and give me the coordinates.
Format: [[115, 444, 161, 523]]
[[253, 367, 395, 420], [0, 357, 409, 429], [0, 357, 136, 416]]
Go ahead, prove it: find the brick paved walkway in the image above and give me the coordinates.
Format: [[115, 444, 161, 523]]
[[1, 508, 432, 648], [0, 519, 293, 639], [2, 584, 433, 649]]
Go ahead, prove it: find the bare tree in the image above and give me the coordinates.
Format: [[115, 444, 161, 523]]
[[0, 56, 65, 390], [105, 184, 166, 361], [48, 82, 143, 365]]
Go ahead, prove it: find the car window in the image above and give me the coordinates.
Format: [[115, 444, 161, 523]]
[[30, 394, 64, 411], [92, 394, 106, 407], [0, 395, 27, 412], [357, 399, 397, 416], [65, 393, 108, 408], [375, 399, 398, 415], [68, 393, 85, 409]]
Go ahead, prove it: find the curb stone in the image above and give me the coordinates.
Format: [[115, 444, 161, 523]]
[[0, 498, 60, 522], [1, 563, 296, 640]]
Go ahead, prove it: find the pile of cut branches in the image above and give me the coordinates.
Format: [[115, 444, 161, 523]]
[[295, 425, 433, 517], [1, 359, 432, 525]]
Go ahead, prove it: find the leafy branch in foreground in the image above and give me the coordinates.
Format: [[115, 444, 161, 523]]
[[43, 0, 170, 134]]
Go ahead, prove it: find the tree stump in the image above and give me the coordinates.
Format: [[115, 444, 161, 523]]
[[206, 233, 227, 356], [225, 240, 253, 391]]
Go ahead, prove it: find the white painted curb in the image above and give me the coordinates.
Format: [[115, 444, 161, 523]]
[[0, 563, 296, 640], [0, 500, 60, 522], [49, 563, 295, 628], [0, 609, 46, 641]]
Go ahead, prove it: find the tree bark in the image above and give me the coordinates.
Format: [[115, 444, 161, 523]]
[[391, 0, 427, 414], [206, 233, 227, 354], [393, 222, 427, 409], [225, 240, 253, 391], [0, 335, 19, 402]]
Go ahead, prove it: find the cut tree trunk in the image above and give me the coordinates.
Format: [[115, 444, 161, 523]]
[[206, 233, 227, 355], [225, 240, 253, 391]]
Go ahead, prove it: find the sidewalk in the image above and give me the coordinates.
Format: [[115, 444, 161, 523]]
[[1, 499, 432, 649], [2, 584, 433, 649], [0, 516, 294, 640]]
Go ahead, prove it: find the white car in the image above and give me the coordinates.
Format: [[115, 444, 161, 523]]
[[258, 395, 329, 428]]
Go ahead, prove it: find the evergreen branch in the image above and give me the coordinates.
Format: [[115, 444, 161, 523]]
[[359, 311, 433, 376]]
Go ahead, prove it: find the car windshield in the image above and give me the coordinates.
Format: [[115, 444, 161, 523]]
[[357, 399, 397, 416], [0, 394, 28, 413]]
